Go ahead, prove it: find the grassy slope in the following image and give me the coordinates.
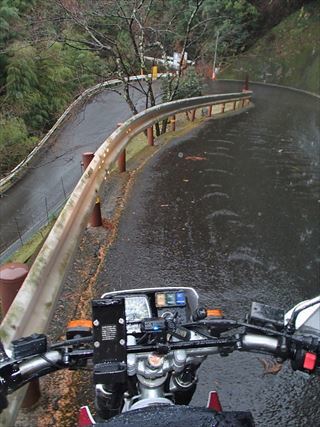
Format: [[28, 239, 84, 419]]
[[222, 1, 320, 94]]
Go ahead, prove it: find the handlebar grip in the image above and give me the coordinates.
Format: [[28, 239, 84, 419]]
[[0, 350, 63, 402], [239, 334, 280, 354], [19, 350, 62, 378]]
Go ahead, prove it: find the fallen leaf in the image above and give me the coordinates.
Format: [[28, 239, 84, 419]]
[[258, 357, 283, 375], [185, 156, 207, 161], [102, 219, 114, 230]]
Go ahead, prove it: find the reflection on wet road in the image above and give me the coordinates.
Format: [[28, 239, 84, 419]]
[[101, 82, 320, 426]]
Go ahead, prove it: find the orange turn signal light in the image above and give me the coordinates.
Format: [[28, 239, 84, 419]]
[[206, 309, 224, 318], [67, 319, 93, 329]]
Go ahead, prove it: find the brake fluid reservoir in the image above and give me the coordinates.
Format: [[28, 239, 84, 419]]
[[127, 335, 137, 376], [173, 349, 187, 372]]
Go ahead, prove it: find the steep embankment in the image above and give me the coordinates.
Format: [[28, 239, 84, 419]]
[[222, 1, 320, 94]]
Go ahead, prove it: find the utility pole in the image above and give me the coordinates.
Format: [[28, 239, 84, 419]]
[[212, 30, 220, 80]]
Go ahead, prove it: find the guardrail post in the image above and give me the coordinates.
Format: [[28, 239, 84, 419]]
[[221, 103, 225, 113], [171, 115, 176, 131], [147, 126, 154, 146], [0, 263, 28, 319], [242, 74, 249, 92], [191, 109, 196, 121], [118, 150, 126, 173], [208, 106, 212, 117], [82, 152, 102, 227], [0, 263, 41, 408], [233, 100, 237, 110], [117, 123, 126, 172], [118, 149, 126, 173]]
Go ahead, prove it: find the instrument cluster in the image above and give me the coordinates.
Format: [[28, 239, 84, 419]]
[[124, 290, 189, 334]]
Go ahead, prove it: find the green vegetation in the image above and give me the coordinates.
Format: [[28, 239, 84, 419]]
[[201, 0, 259, 59], [162, 68, 202, 102], [0, 0, 316, 178], [0, 0, 262, 178], [6, 219, 55, 264], [0, 117, 36, 172], [0, 1, 104, 176], [222, 1, 320, 94]]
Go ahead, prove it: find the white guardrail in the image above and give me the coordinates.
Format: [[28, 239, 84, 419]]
[[0, 73, 170, 193], [0, 91, 252, 425]]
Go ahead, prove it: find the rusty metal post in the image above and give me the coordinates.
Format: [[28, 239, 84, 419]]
[[191, 109, 196, 121], [243, 73, 249, 92], [242, 98, 245, 108], [0, 263, 29, 317], [118, 150, 126, 173], [90, 196, 103, 227], [21, 379, 41, 408], [82, 152, 94, 170], [82, 152, 102, 227], [147, 126, 154, 146], [233, 100, 237, 110], [117, 123, 126, 172], [0, 263, 41, 408], [221, 103, 225, 113], [208, 105, 212, 117], [171, 115, 176, 131]]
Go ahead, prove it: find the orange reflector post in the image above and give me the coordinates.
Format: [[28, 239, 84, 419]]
[[206, 309, 223, 318], [68, 319, 93, 329]]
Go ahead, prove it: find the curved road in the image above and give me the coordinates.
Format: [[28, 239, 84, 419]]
[[2, 80, 319, 425], [94, 81, 319, 426], [0, 83, 161, 260]]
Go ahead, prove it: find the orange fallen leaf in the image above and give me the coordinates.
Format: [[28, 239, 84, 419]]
[[185, 156, 207, 161], [102, 219, 114, 230]]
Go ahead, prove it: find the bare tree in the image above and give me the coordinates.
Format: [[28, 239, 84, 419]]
[[53, 0, 205, 134]]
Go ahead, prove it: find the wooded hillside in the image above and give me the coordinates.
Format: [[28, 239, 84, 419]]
[[0, 0, 312, 177]]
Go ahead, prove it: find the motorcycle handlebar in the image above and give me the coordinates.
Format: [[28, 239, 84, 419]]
[[0, 333, 283, 396], [19, 350, 62, 378], [0, 321, 319, 405], [239, 334, 280, 354]]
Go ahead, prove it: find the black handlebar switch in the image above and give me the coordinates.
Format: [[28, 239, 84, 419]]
[[12, 334, 47, 359], [92, 297, 127, 384]]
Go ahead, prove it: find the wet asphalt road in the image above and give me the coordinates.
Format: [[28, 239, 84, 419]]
[[0, 82, 161, 259], [98, 82, 320, 426]]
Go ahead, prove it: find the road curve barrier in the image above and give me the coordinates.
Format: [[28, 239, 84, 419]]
[[0, 91, 252, 425], [0, 73, 171, 194]]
